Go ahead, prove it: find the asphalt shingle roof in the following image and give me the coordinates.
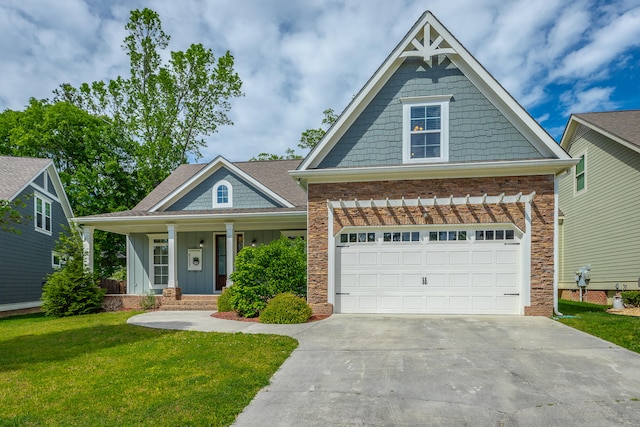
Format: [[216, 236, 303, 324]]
[[133, 158, 305, 212], [0, 156, 51, 200], [574, 111, 640, 149]]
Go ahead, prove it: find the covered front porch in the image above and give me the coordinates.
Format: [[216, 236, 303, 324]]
[[76, 210, 307, 302]]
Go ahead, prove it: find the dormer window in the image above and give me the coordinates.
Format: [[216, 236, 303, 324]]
[[213, 180, 232, 208], [401, 95, 451, 163]]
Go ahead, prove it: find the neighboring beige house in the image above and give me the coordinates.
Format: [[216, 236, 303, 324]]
[[558, 111, 640, 304]]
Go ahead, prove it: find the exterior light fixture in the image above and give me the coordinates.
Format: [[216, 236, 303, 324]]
[[199, 240, 204, 248]]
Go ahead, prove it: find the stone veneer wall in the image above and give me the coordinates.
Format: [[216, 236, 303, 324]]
[[307, 175, 555, 316]]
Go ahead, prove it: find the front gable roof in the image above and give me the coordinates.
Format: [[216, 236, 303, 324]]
[[560, 111, 640, 155], [295, 11, 571, 180], [139, 157, 303, 212], [0, 155, 73, 219]]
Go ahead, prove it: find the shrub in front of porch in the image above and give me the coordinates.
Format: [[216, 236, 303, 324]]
[[260, 292, 312, 324], [228, 236, 306, 318]]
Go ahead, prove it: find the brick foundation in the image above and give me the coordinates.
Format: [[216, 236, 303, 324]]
[[307, 175, 556, 316], [560, 289, 610, 305]]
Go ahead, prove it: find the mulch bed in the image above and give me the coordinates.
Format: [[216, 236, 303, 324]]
[[211, 311, 330, 323], [607, 307, 640, 317]]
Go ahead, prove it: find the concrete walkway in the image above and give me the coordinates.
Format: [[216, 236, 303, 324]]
[[128, 312, 640, 426]]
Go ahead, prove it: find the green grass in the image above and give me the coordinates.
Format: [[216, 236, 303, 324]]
[[557, 299, 640, 353], [0, 311, 297, 426]]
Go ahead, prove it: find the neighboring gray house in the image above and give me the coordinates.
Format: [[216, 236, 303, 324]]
[[0, 156, 73, 313], [75, 157, 306, 299], [558, 111, 640, 304]]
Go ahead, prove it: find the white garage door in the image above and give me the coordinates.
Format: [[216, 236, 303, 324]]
[[335, 229, 521, 314]]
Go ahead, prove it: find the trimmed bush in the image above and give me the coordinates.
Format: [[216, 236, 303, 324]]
[[227, 284, 269, 318], [216, 288, 234, 312], [260, 292, 312, 324], [621, 291, 640, 307], [228, 236, 306, 318], [41, 229, 105, 317]]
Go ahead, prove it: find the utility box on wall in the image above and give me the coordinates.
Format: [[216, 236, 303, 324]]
[[188, 249, 202, 271], [575, 264, 591, 287]]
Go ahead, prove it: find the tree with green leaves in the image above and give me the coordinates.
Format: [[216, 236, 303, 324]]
[[41, 227, 105, 317], [0, 99, 138, 275], [249, 108, 337, 161], [55, 8, 243, 193], [0, 199, 27, 234]]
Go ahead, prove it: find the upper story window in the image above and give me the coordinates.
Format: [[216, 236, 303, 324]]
[[34, 193, 52, 234], [575, 152, 586, 193], [213, 180, 232, 208], [402, 95, 451, 163]]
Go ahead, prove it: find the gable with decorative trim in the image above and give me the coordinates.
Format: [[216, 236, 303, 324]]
[[317, 57, 542, 168], [166, 167, 283, 211]]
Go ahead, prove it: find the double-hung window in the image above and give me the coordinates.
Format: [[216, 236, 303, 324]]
[[402, 95, 451, 163], [575, 153, 586, 193], [34, 193, 52, 234]]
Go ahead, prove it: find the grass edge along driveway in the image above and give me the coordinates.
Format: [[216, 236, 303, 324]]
[[0, 311, 297, 427], [557, 300, 640, 354]]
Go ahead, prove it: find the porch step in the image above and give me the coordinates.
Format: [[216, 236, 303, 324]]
[[159, 295, 218, 311]]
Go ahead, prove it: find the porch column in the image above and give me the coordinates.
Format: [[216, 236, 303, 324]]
[[225, 222, 234, 286], [167, 224, 178, 288], [82, 226, 94, 273]]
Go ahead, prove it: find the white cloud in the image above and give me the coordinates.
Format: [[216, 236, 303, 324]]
[[1, 0, 639, 162], [560, 86, 617, 115], [551, 6, 640, 81]]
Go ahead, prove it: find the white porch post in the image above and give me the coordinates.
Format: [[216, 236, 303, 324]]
[[225, 222, 234, 286], [82, 226, 94, 273], [167, 224, 177, 288]]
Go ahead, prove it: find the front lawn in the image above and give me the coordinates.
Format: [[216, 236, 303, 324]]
[[0, 311, 297, 426], [557, 300, 640, 354]]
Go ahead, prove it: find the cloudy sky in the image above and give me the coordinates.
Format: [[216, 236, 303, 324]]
[[1, 0, 639, 163]]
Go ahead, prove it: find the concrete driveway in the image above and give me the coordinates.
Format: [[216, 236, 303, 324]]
[[129, 312, 640, 426], [233, 315, 640, 427]]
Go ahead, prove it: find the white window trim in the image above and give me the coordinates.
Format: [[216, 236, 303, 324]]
[[213, 180, 233, 208], [574, 150, 587, 195], [401, 95, 452, 164], [34, 192, 52, 235], [52, 251, 62, 269], [148, 234, 169, 289]]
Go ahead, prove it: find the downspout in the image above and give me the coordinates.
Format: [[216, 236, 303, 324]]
[[553, 174, 563, 316]]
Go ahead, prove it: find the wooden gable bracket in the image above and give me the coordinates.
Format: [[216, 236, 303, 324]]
[[399, 22, 457, 66]]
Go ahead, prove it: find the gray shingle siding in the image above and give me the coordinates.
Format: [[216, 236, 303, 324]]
[[0, 185, 69, 306], [318, 57, 541, 168], [166, 168, 280, 211]]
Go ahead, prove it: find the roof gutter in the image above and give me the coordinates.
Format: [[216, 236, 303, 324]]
[[291, 158, 579, 185]]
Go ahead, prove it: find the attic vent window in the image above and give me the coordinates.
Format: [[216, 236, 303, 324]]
[[213, 180, 232, 208]]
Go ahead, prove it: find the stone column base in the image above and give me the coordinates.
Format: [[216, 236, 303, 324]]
[[310, 302, 333, 316], [162, 287, 182, 301]]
